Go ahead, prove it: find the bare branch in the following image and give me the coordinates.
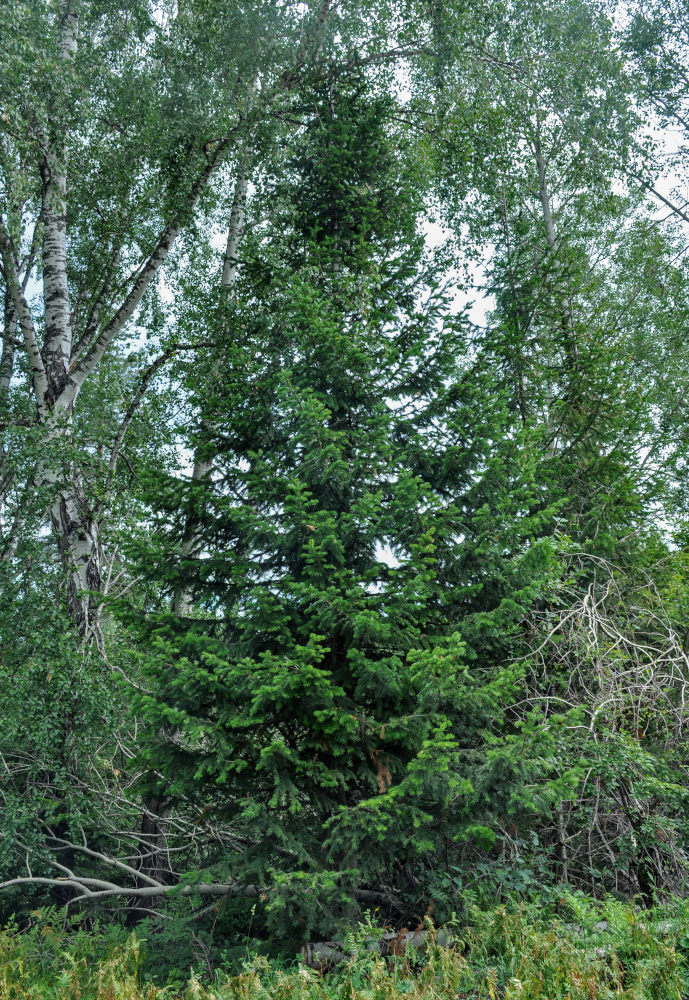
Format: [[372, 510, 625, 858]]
[[0, 877, 96, 896], [48, 835, 163, 888], [70, 882, 258, 905]]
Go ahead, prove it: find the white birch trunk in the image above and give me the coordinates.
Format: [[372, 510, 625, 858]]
[[0, 294, 15, 533], [34, 2, 104, 638], [42, 1, 77, 398], [534, 136, 577, 369], [50, 473, 103, 637], [40, 145, 71, 396], [222, 171, 249, 289], [0, 0, 333, 637], [173, 168, 249, 615], [1, 0, 219, 640]]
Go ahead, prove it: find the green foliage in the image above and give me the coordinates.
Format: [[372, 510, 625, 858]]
[[457, 896, 688, 1000], [6, 0, 689, 975], [0, 912, 159, 1000], [0, 570, 127, 912], [118, 73, 560, 942], [1, 901, 689, 999]]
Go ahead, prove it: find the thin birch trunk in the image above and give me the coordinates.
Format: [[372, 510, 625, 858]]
[[531, 130, 581, 460], [0, 293, 16, 533], [222, 171, 249, 289], [173, 168, 249, 615], [556, 802, 569, 882], [533, 135, 578, 371], [0, 296, 14, 403], [48, 465, 103, 638]]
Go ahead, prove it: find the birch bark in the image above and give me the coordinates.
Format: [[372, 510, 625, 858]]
[[173, 168, 250, 615], [533, 133, 578, 371], [0, 294, 15, 529], [33, 2, 104, 638]]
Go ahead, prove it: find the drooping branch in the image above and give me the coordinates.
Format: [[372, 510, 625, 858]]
[[71, 243, 122, 360], [107, 342, 215, 483], [48, 834, 171, 889], [62, 141, 229, 405]]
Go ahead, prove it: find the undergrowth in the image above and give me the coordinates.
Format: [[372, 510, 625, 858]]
[[1, 894, 689, 999]]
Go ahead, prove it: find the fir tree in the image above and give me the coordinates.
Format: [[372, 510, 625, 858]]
[[122, 77, 559, 942]]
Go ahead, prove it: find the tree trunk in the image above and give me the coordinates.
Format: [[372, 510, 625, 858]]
[[173, 167, 249, 615], [533, 134, 578, 372], [49, 474, 102, 639], [0, 294, 15, 523]]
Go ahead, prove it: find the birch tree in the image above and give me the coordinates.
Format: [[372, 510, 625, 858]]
[[424, 0, 680, 543], [0, 0, 390, 642]]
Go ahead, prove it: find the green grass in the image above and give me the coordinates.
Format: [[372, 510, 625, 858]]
[[1, 896, 689, 999]]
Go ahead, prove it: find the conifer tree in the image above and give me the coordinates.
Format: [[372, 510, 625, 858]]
[[122, 75, 558, 942]]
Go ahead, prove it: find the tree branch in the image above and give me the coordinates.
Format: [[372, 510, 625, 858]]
[[61, 141, 229, 404], [71, 243, 122, 359], [48, 835, 163, 889], [106, 342, 214, 483], [643, 182, 689, 226], [70, 882, 258, 905], [280, 0, 338, 89]]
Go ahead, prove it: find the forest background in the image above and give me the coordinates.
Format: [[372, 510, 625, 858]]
[[5, 0, 689, 992]]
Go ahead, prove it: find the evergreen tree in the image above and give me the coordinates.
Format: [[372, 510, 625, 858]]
[[121, 77, 557, 942]]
